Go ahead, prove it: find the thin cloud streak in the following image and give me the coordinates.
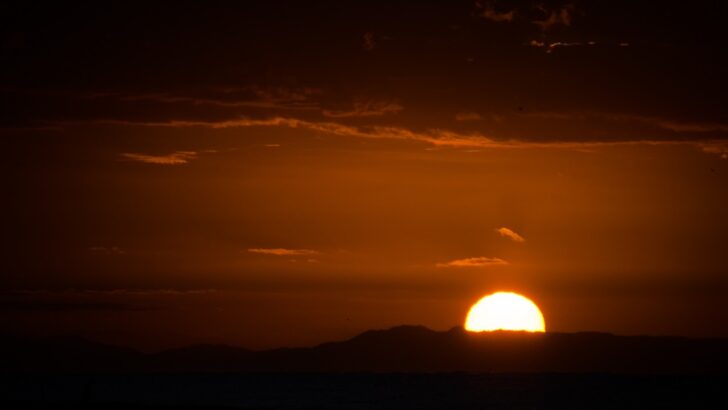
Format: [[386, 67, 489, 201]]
[[89, 87, 322, 111], [85, 117, 502, 148], [479, 5, 515, 23], [455, 112, 482, 121], [120, 151, 197, 165], [533, 4, 574, 30], [656, 120, 728, 133], [436, 257, 508, 268], [3, 289, 217, 296], [323, 101, 403, 118], [248, 248, 320, 256], [88, 246, 126, 255], [699, 142, 728, 159], [519, 111, 728, 136], [528, 40, 607, 53], [362, 32, 376, 51], [62, 113, 728, 154]]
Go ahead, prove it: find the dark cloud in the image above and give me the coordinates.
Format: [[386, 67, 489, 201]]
[[1, 1, 726, 144], [322, 101, 403, 118], [476, 1, 516, 22], [0, 288, 216, 313], [362, 32, 376, 51], [532, 3, 574, 30], [0, 301, 153, 312], [455, 112, 482, 121], [88, 246, 126, 255]]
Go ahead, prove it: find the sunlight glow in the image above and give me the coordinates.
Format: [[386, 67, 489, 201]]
[[465, 292, 546, 332]]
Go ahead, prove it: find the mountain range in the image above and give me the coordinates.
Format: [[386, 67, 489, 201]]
[[3, 326, 727, 374]]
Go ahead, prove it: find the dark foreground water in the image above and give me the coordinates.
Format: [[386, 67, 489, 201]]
[[1, 373, 726, 409]]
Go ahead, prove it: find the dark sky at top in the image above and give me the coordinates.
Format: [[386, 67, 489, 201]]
[[2, 0, 727, 140]]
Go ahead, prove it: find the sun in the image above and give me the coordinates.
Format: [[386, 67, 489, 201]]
[[465, 292, 546, 332]]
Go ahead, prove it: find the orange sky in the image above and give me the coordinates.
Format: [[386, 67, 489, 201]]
[[1, 1, 727, 350], [3, 124, 726, 349]]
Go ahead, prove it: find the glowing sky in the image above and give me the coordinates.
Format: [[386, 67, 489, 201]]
[[1, 1, 727, 350]]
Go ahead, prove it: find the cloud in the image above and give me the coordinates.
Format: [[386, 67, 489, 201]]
[[88, 117, 501, 148], [88, 246, 126, 255], [477, 2, 579, 28], [93, 86, 322, 111], [455, 112, 482, 121], [247, 86, 322, 110], [92, 88, 405, 120], [655, 120, 728, 133], [323, 101, 403, 118], [529, 40, 588, 53], [248, 248, 319, 256], [520, 111, 728, 137], [117, 93, 279, 108], [119, 151, 197, 165], [0, 301, 153, 312], [699, 142, 728, 159], [533, 4, 575, 30], [83, 288, 216, 296], [496, 227, 525, 242], [3, 289, 216, 296], [363, 32, 376, 51], [0, 288, 217, 312], [478, 2, 515, 23], [528, 40, 633, 53], [66, 112, 728, 153], [436, 256, 508, 268]]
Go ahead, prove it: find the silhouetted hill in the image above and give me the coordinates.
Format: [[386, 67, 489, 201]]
[[2, 326, 727, 374], [150, 345, 255, 372], [0, 335, 144, 373]]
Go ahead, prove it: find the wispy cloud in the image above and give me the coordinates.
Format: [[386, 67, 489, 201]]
[[699, 142, 728, 159], [89, 117, 500, 148], [3, 289, 216, 296], [529, 40, 590, 53], [68, 113, 728, 154], [477, 2, 515, 23], [88, 246, 126, 255], [0, 288, 217, 312], [323, 101, 403, 118], [120, 151, 197, 165], [90, 86, 322, 111], [83, 288, 215, 296], [533, 4, 574, 30], [436, 256, 508, 268], [248, 248, 320, 256], [455, 112, 482, 121], [604, 114, 728, 136], [363, 32, 376, 51], [520, 111, 728, 137], [0, 301, 153, 312], [496, 227, 525, 242], [527, 40, 634, 53], [656, 120, 728, 133]]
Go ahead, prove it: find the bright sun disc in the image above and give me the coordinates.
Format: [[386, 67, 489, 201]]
[[465, 292, 545, 332]]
